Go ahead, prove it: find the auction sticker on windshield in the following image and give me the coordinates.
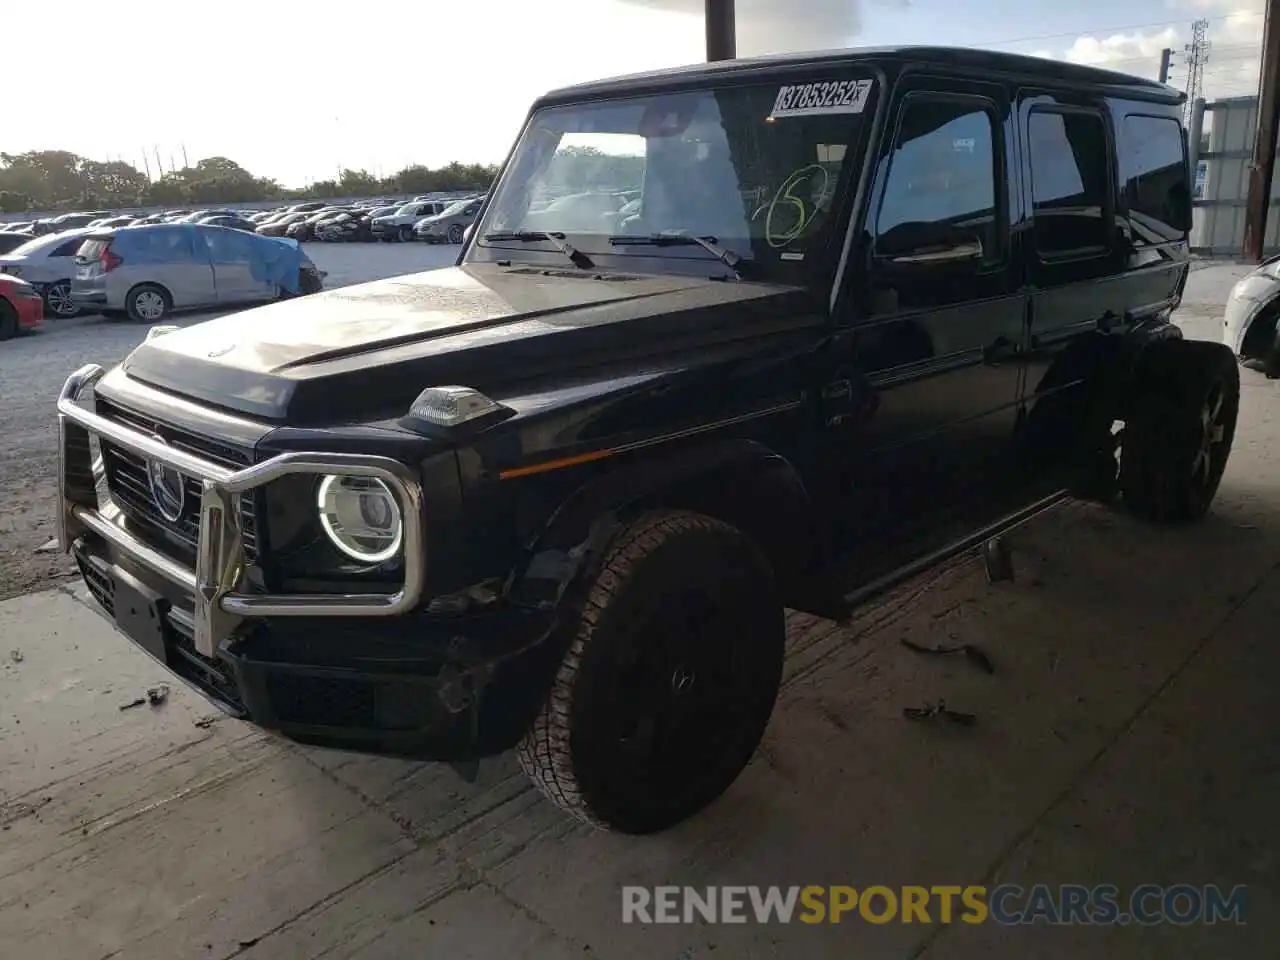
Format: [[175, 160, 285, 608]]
[[770, 79, 873, 118]]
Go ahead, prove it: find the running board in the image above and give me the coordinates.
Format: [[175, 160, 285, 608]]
[[838, 489, 1071, 617]]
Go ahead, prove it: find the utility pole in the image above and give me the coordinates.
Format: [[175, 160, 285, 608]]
[[1182, 18, 1210, 129], [1159, 47, 1172, 83], [1243, 0, 1280, 261], [706, 0, 735, 61]]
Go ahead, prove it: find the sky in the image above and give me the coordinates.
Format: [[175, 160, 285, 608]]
[[2, 0, 1268, 187]]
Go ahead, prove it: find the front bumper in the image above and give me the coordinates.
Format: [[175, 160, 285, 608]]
[[11, 292, 43, 329], [58, 364, 564, 757], [58, 364, 426, 659]]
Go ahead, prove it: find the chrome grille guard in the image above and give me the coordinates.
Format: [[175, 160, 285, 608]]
[[57, 364, 426, 657]]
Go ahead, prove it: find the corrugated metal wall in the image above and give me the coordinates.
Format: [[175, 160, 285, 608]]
[[1192, 95, 1280, 257]]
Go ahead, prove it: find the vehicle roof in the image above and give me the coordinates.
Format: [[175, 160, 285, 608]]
[[538, 44, 1182, 105]]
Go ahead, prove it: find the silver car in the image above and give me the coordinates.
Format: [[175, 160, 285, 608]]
[[0, 228, 96, 318], [415, 197, 484, 244], [70, 223, 325, 322]]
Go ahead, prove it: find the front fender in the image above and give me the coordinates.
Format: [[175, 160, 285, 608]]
[[510, 438, 842, 618], [1225, 274, 1280, 358]]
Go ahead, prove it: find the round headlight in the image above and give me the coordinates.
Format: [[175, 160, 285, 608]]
[[316, 475, 403, 564]]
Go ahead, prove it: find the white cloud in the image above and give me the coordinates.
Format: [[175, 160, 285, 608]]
[[1034, 0, 1265, 97]]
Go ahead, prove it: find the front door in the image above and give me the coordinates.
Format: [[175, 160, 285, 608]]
[[202, 227, 277, 305], [827, 77, 1025, 547]]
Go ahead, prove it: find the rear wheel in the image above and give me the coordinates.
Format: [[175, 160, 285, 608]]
[[448, 223, 464, 244], [1120, 340, 1240, 523], [518, 510, 784, 834], [43, 280, 79, 319], [398, 225, 414, 242], [125, 284, 171, 323]]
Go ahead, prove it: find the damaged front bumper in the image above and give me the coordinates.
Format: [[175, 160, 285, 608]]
[[58, 363, 562, 759]]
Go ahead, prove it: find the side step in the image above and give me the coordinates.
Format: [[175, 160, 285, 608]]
[[835, 489, 1070, 619]]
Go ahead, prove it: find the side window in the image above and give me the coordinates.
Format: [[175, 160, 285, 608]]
[[1026, 109, 1112, 257], [1122, 114, 1189, 243], [874, 97, 1000, 263], [51, 237, 85, 257]]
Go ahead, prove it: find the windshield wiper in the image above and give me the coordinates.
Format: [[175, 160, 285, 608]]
[[607, 231, 746, 278], [483, 230, 594, 269]]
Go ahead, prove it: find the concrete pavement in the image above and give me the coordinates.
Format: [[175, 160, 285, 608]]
[[1, 263, 1277, 958]]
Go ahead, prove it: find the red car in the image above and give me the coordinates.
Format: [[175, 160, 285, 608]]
[[0, 274, 44, 340]]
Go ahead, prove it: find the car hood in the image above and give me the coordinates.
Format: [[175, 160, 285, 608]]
[[121, 262, 817, 424]]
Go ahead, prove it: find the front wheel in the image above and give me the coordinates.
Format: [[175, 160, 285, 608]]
[[1120, 339, 1240, 523], [0, 302, 17, 341], [398, 225, 413, 242], [518, 510, 784, 834], [448, 223, 464, 244]]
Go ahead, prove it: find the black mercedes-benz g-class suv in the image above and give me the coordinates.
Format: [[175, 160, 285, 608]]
[[57, 46, 1238, 834]]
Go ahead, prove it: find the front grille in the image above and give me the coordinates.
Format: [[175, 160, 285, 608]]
[[94, 396, 261, 564]]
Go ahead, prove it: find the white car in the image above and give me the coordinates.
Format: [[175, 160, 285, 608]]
[[1223, 256, 1280, 377], [0, 228, 96, 318]]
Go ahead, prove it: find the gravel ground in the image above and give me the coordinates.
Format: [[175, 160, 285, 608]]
[[0, 248, 1241, 602], [0, 241, 458, 601]]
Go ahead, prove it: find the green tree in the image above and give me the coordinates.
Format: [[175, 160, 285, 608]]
[[0, 190, 31, 213]]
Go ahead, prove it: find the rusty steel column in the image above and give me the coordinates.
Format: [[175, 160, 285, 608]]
[[706, 0, 736, 61], [1242, 0, 1280, 261]]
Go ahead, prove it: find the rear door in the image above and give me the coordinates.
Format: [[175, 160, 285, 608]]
[[830, 75, 1025, 538], [1017, 92, 1129, 438], [147, 226, 217, 308]]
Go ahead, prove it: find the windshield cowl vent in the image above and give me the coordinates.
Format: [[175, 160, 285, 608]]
[[503, 267, 639, 281]]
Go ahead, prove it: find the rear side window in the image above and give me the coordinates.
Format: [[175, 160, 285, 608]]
[[1122, 115, 1188, 243], [1027, 109, 1112, 257], [51, 237, 86, 257]]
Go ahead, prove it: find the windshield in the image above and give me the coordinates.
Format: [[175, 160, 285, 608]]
[[438, 200, 470, 217], [474, 73, 875, 278]]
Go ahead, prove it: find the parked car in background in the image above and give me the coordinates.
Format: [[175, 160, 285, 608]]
[[0, 232, 34, 254], [88, 215, 139, 229], [371, 200, 450, 241], [198, 215, 259, 232], [0, 274, 44, 340], [314, 212, 373, 242], [70, 223, 325, 322], [31, 211, 111, 235], [415, 197, 484, 244], [284, 201, 329, 215], [1224, 255, 1280, 377], [1, 221, 34, 234], [286, 208, 352, 242], [0, 228, 94, 318], [256, 212, 312, 236]]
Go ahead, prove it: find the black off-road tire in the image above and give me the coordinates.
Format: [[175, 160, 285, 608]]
[[0, 301, 17, 341], [517, 510, 785, 834], [1120, 339, 1240, 523]]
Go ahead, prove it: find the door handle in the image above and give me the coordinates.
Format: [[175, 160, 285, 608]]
[[982, 336, 1019, 365]]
